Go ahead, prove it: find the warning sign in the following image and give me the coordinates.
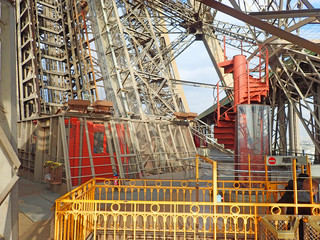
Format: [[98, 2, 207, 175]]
[[266, 156, 308, 166], [268, 157, 276, 165]]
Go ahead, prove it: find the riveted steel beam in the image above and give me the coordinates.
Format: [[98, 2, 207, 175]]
[[197, 0, 320, 55]]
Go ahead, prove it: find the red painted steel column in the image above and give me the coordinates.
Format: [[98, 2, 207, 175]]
[[232, 55, 247, 106]]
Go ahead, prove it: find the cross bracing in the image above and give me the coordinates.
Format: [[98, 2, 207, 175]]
[[16, 0, 320, 160]]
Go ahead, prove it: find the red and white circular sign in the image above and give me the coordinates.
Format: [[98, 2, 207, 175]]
[[268, 157, 276, 165]]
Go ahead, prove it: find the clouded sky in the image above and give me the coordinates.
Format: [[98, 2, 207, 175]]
[[176, 41, 218, 114]]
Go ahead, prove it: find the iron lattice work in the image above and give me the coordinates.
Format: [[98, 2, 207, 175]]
[[210, 0, 320, 157], [17, 0, 101, 119], [189, 0, 320, 157], [87, 0, 192, 119], [16, 0, 320, 156]]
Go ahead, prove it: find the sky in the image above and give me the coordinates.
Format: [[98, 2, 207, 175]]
[[176, 41, 218, 114]]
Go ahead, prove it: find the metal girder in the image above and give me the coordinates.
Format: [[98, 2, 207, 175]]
[[87, 0, 189, 119], [14, 0, 320, 159], [0, 0, 14, 7], [268, 48, 320, 155], [249, 9, 320, 19], [16, 0, 101, 120], [197, 0, 320, 55], [0, 2, 19, 239]]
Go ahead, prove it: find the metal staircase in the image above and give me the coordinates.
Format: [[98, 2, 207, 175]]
[[190, 118, 233, 155], [214, 46, 269, 151]]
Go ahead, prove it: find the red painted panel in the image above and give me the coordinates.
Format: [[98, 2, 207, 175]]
[[66, 118, 116, 186]]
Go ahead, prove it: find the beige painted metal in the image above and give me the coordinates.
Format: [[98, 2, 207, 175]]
[[18, 114, 197, 191], [14, 0, 320, 166], [304, 216, 320, 240], [188, 1, 234, 91], [16, 0, 101, 119], [162, 32, 190, 113], [0, 2, 19, 240]]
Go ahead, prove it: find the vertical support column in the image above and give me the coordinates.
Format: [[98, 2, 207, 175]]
[[34, 122, 45, 182], [277, 91, 287, 155], [233, 55, 247, 106], [59, 116, 72, 191], [289, 102, 299, 155], [293, 105, 300, 154], [212, 161, 217, 206], [314, 84, 320, 162], [0, 2, 18, 239], [196, 155, 199, 182], [292, 159, 298, 215]]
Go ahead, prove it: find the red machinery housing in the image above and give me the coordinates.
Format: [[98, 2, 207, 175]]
[[66, 117, 129, 186]]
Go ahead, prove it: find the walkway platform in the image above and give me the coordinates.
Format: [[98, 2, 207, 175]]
[[18, 178, 61, 240]]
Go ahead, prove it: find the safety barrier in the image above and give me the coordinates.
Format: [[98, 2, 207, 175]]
[[259, 215, 300, 240], [304, 216, 320, 240], [55, 177, 320, 240]]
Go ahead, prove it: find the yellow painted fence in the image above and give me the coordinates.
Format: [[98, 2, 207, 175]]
[[55, 177, 320, 240]]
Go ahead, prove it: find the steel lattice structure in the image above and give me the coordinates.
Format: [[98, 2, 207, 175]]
[[16, 0, 320, 160]]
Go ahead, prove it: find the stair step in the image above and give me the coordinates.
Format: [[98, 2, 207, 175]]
[[240, 93, 269, 103], [244, 88, 269, 94], [244, 87, 269, 92], [240, 96, 260, 103], [222, 112, 236, 120], [218, 59, 234, 73], [224, 144, 235, 150], [214, 133, 234, 139], [248, 82, 268, 86], [214, 127, 235, 134], [215, 120, 234, 128], [217, 139, 235, 145], [221, 116, 236, 121]]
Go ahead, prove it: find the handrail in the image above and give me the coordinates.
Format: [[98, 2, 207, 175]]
[[215, 42, 269, 124], [190, 118, 233, 154]]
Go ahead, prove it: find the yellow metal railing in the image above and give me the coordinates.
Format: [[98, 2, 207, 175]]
[[55, 156, 320, 240], [55, 178, 320, 240]]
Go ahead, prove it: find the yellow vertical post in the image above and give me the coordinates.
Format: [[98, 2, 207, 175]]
[[248, 154, 251, 199], [248, 154, 252, 221], [213, 160, 217, 211], [196, 155, 199, 203], [264, 156, 269, 204], [306, 157, 313, 204], [293, 159, 298, 215], [213, 160, 217, 240], [213, 161, 217, 204], [264, 155, 268, 182], [196, 154, 199, 182]]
